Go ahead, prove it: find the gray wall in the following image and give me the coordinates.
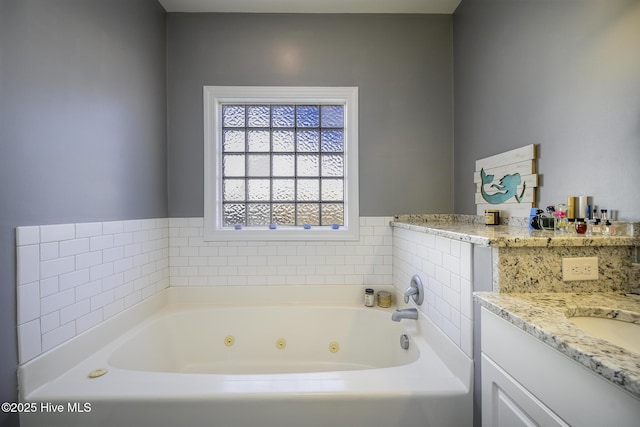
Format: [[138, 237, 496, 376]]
[[167, 13, 454, 217], [0, 1, 167, 424], [453, 0, 640, 221], [5, 1, 638, 425]]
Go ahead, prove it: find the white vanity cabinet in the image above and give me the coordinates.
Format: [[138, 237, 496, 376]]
[[481, 308, 640, 427], [481, 354, 568, 427]]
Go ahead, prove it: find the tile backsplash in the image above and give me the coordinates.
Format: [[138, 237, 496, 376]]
[[16, 219, 170, 363], [392, 226, 473, 358], [16, 216, 393, 363], [168, 217, 393, 287]]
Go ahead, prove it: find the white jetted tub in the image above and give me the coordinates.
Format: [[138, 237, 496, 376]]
[[19, 286, 472, 427]]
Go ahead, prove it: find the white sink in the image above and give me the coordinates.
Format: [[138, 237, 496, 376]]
[[569, 315, 640, 354]]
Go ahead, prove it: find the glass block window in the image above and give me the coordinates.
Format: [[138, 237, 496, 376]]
[[221, 104, 345, 228], [204, 87, 359, 241]]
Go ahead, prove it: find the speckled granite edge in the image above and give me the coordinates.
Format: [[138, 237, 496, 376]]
[[474, 292, 640, 399], [394, 215, 640, 236], [393, 213, 529, 227], [390, 219, 640, 248], [390, 221, 493, 246]]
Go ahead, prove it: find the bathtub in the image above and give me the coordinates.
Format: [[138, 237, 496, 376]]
[[19, 286, 472, 427]]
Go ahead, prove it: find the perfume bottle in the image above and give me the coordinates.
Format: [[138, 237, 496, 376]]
[[601, 210, 610, 235], [575, 219, 587, 234], [555, 203, 568, 232], [590, 209, 601, 235]]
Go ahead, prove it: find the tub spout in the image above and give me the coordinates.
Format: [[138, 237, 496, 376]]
[[391, 308, 419, 322]]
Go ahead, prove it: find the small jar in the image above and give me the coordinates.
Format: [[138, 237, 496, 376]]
[[377, 291, 392, 308], [575, 219, 587, 234], [540, 215, 556, 230], [485, 209, 500, 226], [364, 288, 375, 307]]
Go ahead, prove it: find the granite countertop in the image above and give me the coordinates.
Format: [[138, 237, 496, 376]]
[[474, 291, 640, 399], [391, 214, 639, 248]]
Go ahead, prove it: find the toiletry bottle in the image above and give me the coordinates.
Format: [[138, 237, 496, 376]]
[[601, 210, 610, 235], [364, 288, 375, 307], [591, 209, 601, 235], [567, 197, 577, 220], [555, 203, 568, 232], [529, 208, 543, 230], [608, 211, 616, 235]]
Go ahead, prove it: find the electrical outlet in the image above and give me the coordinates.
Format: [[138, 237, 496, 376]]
[[562, 257, 599, 281]]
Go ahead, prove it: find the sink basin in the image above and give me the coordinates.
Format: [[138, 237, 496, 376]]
[[568, 313, 640, 354]]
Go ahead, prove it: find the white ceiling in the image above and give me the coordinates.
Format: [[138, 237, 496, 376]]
[[158, 0, 462, 14]]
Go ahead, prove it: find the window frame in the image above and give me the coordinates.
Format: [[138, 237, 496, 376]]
[[203, 86, 359, 241]]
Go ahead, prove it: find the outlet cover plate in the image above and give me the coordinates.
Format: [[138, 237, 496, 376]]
[[562, 257, 599, 281]]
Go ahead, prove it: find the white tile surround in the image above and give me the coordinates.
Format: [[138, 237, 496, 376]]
[[16, 219, 170, 363], [393, 227, 473, 358], [168, 217, 393, 286], [16, 217, 395, 363], [16, 216, 473, 363]]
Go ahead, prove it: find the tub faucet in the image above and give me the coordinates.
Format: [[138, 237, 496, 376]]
[[391, 308, 419, 322]]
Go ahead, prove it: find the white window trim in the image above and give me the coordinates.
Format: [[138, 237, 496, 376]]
[[203, 86, 359, 241]]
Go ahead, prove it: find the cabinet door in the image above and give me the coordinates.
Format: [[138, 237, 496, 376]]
[[482, 354, 569, 427]]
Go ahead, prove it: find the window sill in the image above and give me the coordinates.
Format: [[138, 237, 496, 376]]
[[203, 224, 360, 242]]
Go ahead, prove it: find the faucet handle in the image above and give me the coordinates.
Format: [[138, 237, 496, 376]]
[[404, 275, 424, 306], [404, 286, 418, 303]]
